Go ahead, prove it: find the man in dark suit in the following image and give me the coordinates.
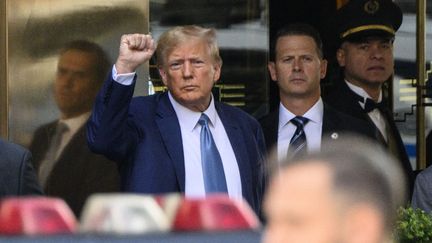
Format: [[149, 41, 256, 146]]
[[0, 138, 43, 197], [87, 26, 266, 216], [29, 40, 120, 217], [260, 23, 374, 160], [322, 0, 413, 189]]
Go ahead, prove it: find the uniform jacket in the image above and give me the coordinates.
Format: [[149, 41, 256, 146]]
[[323, 80, 414, 191]]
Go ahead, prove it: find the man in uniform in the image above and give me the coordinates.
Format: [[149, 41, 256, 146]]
[[323, 0, 413, 191]]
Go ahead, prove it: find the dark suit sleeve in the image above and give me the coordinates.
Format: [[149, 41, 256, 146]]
[[412, 167, 432, 213], [18, 149, 43, 195], [87, 72, 138, 162]]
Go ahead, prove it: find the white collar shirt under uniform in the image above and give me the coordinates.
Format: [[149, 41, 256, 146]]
[[168, 92, 242, 200], [277, 98, 323, 160], [345, 80, 387, 142]]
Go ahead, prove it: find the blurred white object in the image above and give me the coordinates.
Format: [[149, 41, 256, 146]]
[[80, 194, 171, 234]]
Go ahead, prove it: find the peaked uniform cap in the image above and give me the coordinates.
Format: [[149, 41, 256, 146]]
[[337, 0, 403, 42]]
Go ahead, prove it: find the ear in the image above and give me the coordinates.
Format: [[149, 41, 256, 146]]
[[267, 62, 278, 82], [341, 205, 386, 243], [320, 59, 328, 79], [212, 63, 221, 83], [336, 48, 346, 67], [158, 67, 168, 86]]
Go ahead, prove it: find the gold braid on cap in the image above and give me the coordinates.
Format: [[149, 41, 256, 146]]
[[341, 24, 395, 38]]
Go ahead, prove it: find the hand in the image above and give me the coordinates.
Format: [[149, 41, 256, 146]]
[[115, 34, 156, 74]]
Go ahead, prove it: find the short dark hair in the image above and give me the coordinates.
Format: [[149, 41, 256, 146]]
[[270, 23, 324, 61], [60, 40, 111, 84]]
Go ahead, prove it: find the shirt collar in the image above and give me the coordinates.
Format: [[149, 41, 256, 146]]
[[345, 80, 382, 104], [279, 98, 324, 128], [168, 91, 217, 132], [59, 112, 90, 135]]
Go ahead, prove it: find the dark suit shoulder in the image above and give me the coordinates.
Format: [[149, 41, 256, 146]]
[[323, 104, 375, 139], [0, 138, 43, 196], [0, 138, 28, 164], [216, 101, 261, 127]]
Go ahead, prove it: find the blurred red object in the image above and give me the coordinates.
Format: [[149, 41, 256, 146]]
[[0, 197, 77, 235], [173, 194, 260, 231]]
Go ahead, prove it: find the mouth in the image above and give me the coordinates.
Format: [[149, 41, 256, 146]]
[[289, 77, 306, 82], [367, 66, 385, 71], [181, 85, 199, 91]]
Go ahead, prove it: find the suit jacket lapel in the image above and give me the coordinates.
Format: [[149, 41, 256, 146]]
[[216, 103, 251, 199], [322, 105, 340, 141], [337, 81, 370, 121], [260, 110, 278, 151], [155, 93, 186, 192]]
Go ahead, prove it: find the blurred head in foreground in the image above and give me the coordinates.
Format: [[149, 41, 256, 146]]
[[263, 135, 406, 243]]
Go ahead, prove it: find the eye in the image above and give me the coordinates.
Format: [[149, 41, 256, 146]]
[[380, 42, 392, 50], [302, 56, 313, 62], [74, 72, 86, 79], [358, 44, 369, 50], [192, 59, 205, 67], [169, 62, 181, 70], [56, 68, 67, 76], [281, 57, 293, 63]]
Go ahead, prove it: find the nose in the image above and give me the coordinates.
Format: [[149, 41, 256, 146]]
[[56, 72, 74, 88], [292, 58, 302, 72], [182, 62, 193, 79], [370, 45, 384, 60]]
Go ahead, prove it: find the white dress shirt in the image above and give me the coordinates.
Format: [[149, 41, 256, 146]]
[[345, 81, 387, 142], [111, 65, 242, 200], [277, 98, 324, 160]]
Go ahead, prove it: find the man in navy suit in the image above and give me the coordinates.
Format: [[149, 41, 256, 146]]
[[0, 138, 43, 197], [260, 23, 374, 160], [87, 25, 266, 215]]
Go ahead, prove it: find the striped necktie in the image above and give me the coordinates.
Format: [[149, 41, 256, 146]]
[[288, 116, 309, 159]]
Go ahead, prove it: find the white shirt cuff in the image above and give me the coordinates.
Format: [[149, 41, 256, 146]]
[[112, 65, 135, 85]]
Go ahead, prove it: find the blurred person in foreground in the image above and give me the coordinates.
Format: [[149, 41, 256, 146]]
[[263, 135, 406, 243], [29, 40, 120, 217], [0, 138, 43, 197], [87, 25, 266, 216]]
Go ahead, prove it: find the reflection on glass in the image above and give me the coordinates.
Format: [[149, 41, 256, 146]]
[[7, 0, 149, 145], [5, 0, 149, 216]]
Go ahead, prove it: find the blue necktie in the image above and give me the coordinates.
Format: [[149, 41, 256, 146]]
[[288, 116, 309, 158], [198, 113, 228, 193]]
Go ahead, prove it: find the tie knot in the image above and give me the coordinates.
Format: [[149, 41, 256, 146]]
[[291, 116, 308, 129], [56, 122, 69, 134], [198, 113, 210, 127]]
